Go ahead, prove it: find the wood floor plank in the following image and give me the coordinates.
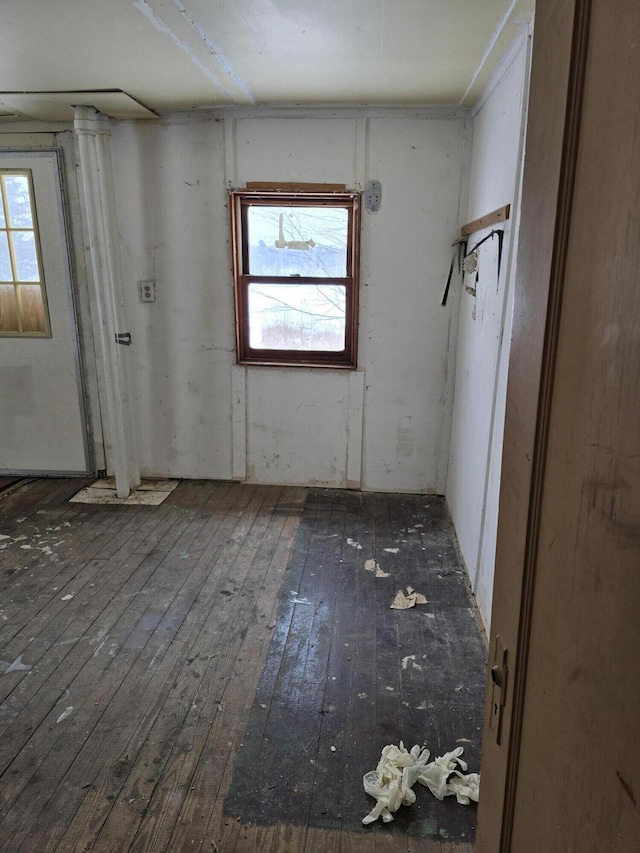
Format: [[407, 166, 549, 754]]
[[0, 484, 222, 746], [0, 481, 235, 850], [0, 481, 484, 852], [0, 500, 180, 708], [266, 822, 309, 853], [231, 820, 277, 853], [89, 487, 293, 851], [166, 491, 306, 853], [218, 489, 484, 850], [221, 488, 328, 831], [0, 500, 107, 645], [0, 476, 25, 493], [33, 483, 265, 853], [304, 501, 360, 844], [0, 497, 188, 730], [0, 477, 193, 650]]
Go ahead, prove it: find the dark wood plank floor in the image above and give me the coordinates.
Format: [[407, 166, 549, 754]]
[[0, 479, 486, 852]]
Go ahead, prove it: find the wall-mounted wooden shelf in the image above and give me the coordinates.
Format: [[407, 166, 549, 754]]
[[452, 204, 510, 245]]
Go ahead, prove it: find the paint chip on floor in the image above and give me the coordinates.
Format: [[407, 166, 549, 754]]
[[390, 587, 428, 609], [364, 559, 390, 578], [0, 656, 32, 675], [69, 479, 179, 506]]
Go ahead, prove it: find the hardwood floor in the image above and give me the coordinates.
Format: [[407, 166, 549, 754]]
[[0, 479, 486, 852]]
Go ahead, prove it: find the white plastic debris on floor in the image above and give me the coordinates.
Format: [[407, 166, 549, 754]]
[[362, 741, 480, 825]]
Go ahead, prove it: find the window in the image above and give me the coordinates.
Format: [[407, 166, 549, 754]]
[[230, 184, 360, 367], [0, 170, 49, 335]]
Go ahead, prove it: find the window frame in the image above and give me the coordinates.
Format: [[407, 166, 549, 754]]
[[0, 168, 50, 337], [230, 185, 360, 368]]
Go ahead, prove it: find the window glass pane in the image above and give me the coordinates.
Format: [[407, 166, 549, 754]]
[[11, 231, 39, 281], [0, 231, 11, 280], [247, 206, 348, 277], [248, 282, 346, 351], [18, 284, 46, 333], [0, 284, 20, 332], [4, 174, 33, 227], [0, 197, 5, 228]]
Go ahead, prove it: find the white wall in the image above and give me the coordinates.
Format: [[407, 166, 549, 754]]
[[446, 30, 532, 631], [110, 109, 469, 491]]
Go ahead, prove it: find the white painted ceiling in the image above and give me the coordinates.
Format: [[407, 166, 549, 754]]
[[1, 0, 534, 122]]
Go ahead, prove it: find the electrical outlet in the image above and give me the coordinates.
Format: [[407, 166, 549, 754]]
[[139, 280, 156, 303], [365, 180, 382, 213]]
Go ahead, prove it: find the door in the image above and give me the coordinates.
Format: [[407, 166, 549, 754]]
[[477, 1, 640, 850], [0, 149, 90, 475]]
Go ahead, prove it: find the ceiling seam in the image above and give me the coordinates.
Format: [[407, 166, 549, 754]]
[[171, 0, 254, 102], [458, 0, 519, 107], [132, 0, 251, 102]]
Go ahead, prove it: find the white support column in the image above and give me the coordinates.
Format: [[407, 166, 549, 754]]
[[74, 106, 140, 498]]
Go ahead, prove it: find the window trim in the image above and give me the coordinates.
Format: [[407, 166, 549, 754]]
[[0, 168, 50, 337], [230, 187, 360, 368]]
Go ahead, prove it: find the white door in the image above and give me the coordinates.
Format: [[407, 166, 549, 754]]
[[0, 149, 90, 474]]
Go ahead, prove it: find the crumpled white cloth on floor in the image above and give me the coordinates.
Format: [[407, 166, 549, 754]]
[[417, 746, 480, 804], [362, 742, 480, 824]]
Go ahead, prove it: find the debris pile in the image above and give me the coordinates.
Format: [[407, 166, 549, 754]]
[[362, 741, 480, 825]]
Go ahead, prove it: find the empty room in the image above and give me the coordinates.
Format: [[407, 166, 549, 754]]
[[1, 1, 638, 851]]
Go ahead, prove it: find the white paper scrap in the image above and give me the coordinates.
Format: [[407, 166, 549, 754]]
[[390, 587, 428, 609]]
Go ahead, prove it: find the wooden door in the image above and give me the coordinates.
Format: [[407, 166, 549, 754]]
[[0, 150, 90, 475], [477, 1, 640, 850]]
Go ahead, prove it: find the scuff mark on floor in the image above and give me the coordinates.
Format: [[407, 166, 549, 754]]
[[56, 706, 74, 723], [0, 656, 32, 675]]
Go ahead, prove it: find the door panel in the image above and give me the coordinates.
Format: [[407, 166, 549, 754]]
[[477, 1, 640, 850], [0, 150, 89, 474], [510, 1, 640, 849]]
